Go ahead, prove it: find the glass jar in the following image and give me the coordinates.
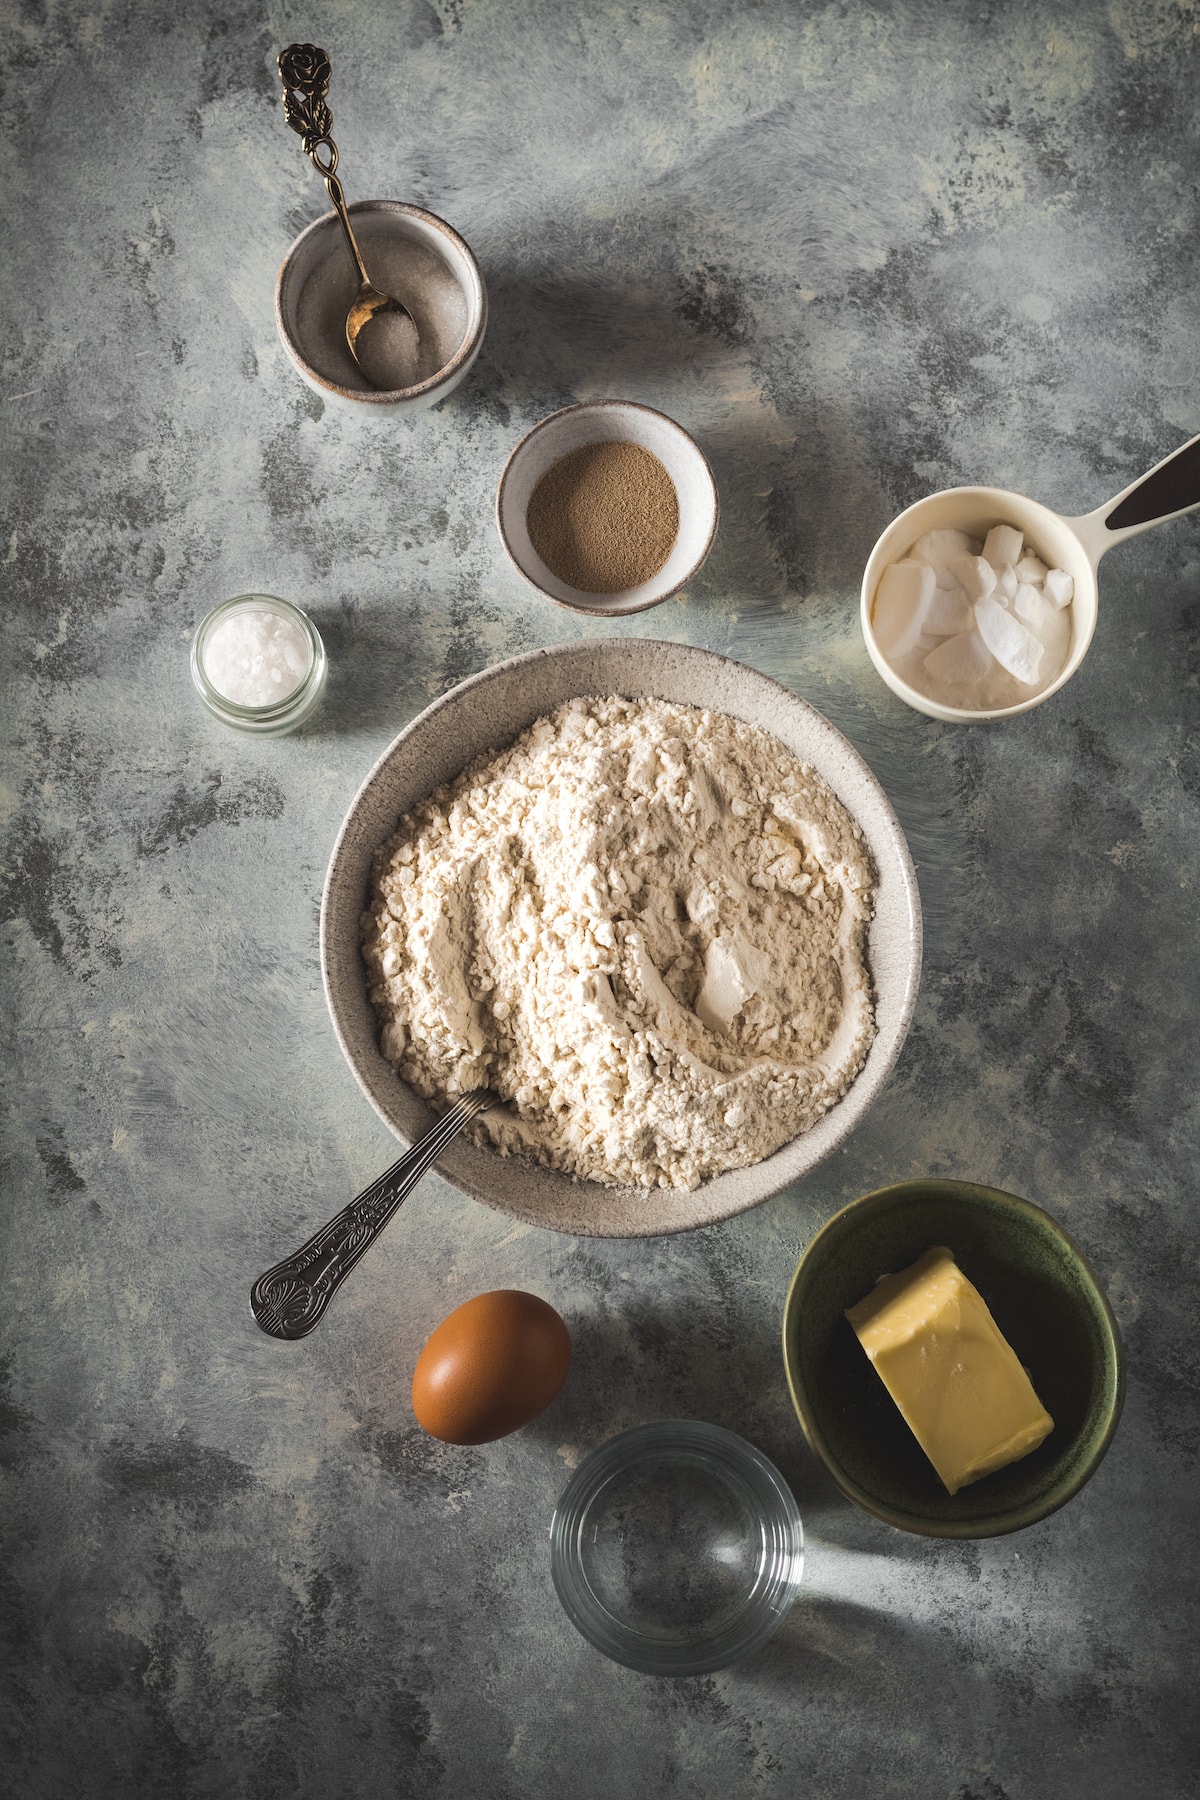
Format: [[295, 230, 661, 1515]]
[[550, 1420, 804, 1674], [190, 594, 327, 736]]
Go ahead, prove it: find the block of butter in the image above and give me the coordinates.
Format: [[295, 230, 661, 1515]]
[[846, 1246, 1054, 1496]]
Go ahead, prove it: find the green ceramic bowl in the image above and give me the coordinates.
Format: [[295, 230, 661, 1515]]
[[782, 1180, 1124, 1537]]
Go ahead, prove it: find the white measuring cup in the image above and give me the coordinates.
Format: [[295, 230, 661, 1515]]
[[860, 431, 1200, 722]]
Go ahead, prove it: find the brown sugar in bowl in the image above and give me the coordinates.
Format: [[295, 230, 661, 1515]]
[[495, 401, 718, 615]]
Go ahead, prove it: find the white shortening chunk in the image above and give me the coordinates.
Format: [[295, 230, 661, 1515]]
[[924, 584, 974, 636], [924, 630, 992, 687], [1016, 553, 1048, 585], [1014, 582, 1051, 629], [1043, 567, 1074, 609], [995, 563, 1019, 602], [982, 523, 1024, 572], [872, 560, 935, 655], [1015, 583, 1071, 679], [911, 528, 979, 570], [975, 596, 1044, 684], [948, 553, 997, 602]]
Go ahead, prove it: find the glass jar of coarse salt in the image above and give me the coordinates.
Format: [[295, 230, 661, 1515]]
[[190, 595, 327, 735]]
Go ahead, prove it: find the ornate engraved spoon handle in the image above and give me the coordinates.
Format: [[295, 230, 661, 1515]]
[[250, 1090, 497, 1341], [277, 42, 372, 291]]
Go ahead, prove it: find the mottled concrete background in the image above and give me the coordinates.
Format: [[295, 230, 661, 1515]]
[[2, 1, 1198, 1795]]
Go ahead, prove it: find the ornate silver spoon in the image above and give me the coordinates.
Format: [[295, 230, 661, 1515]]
[[277, 43, 419, 386], [250, 1089, 497, 1340]]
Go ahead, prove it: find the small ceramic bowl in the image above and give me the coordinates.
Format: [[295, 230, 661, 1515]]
[[550, 1421, 804, 1675], [275, 199, 487, 411], [495, 401, 718, 614], [782, 1179, 1123, 1537]]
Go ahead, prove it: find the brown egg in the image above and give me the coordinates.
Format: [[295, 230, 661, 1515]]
[[411, 1289, 572, 1445]]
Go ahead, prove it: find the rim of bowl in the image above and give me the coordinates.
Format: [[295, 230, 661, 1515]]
[[274, 199, 488, 404], [549, 1420, 804, 1675], [319, 640, 923, 1236], [781, 1178, 1125, 1537], [495, 400, 719, 616]]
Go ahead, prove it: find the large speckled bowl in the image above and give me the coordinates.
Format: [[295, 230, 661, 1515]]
[[320, 641, 922, 1236], [782, 1180, 1125, 1536]]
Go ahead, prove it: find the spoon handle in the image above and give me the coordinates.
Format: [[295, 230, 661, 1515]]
[[250, 1090, 496, 1341], [322, 169, 373, 293], [277, 42, 372, 289]]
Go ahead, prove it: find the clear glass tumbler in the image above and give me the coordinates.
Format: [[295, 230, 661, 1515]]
[[550, 1420, 804, 1675]]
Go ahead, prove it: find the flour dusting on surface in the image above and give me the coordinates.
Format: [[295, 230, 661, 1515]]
[[362, 696, 876, 1190]]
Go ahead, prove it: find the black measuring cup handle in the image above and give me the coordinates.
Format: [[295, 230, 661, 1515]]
[[1094, 430, 1200, 537]]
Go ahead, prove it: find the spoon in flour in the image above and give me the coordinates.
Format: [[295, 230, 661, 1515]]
[[250, 1089, 497, 1340], [277, 43, 420, 387]]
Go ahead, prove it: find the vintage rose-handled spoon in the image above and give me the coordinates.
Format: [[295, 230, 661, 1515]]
[[277, 43, 419, 385], [251, 1089, 497, 1340]]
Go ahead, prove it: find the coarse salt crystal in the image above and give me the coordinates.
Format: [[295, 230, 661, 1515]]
[[203, 609, 312, 708]]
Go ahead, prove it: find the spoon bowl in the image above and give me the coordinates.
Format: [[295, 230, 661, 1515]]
[[344, 280, 419, 384], [861, 431, 1200, 722]]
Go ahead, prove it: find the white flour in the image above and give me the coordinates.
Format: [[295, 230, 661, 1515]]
[[363, 696, 876, 1191]]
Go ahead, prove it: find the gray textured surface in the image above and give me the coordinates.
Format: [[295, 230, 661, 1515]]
[[2, 2, 1197, 1796]]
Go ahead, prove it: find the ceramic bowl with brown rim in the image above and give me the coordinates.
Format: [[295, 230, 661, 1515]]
[[275, 199, 487, 411], [495, 401, 719, 614]]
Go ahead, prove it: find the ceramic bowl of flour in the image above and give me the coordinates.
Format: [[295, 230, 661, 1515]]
[[275, 200, 487, 410], [320, 640, 922, 1237]]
